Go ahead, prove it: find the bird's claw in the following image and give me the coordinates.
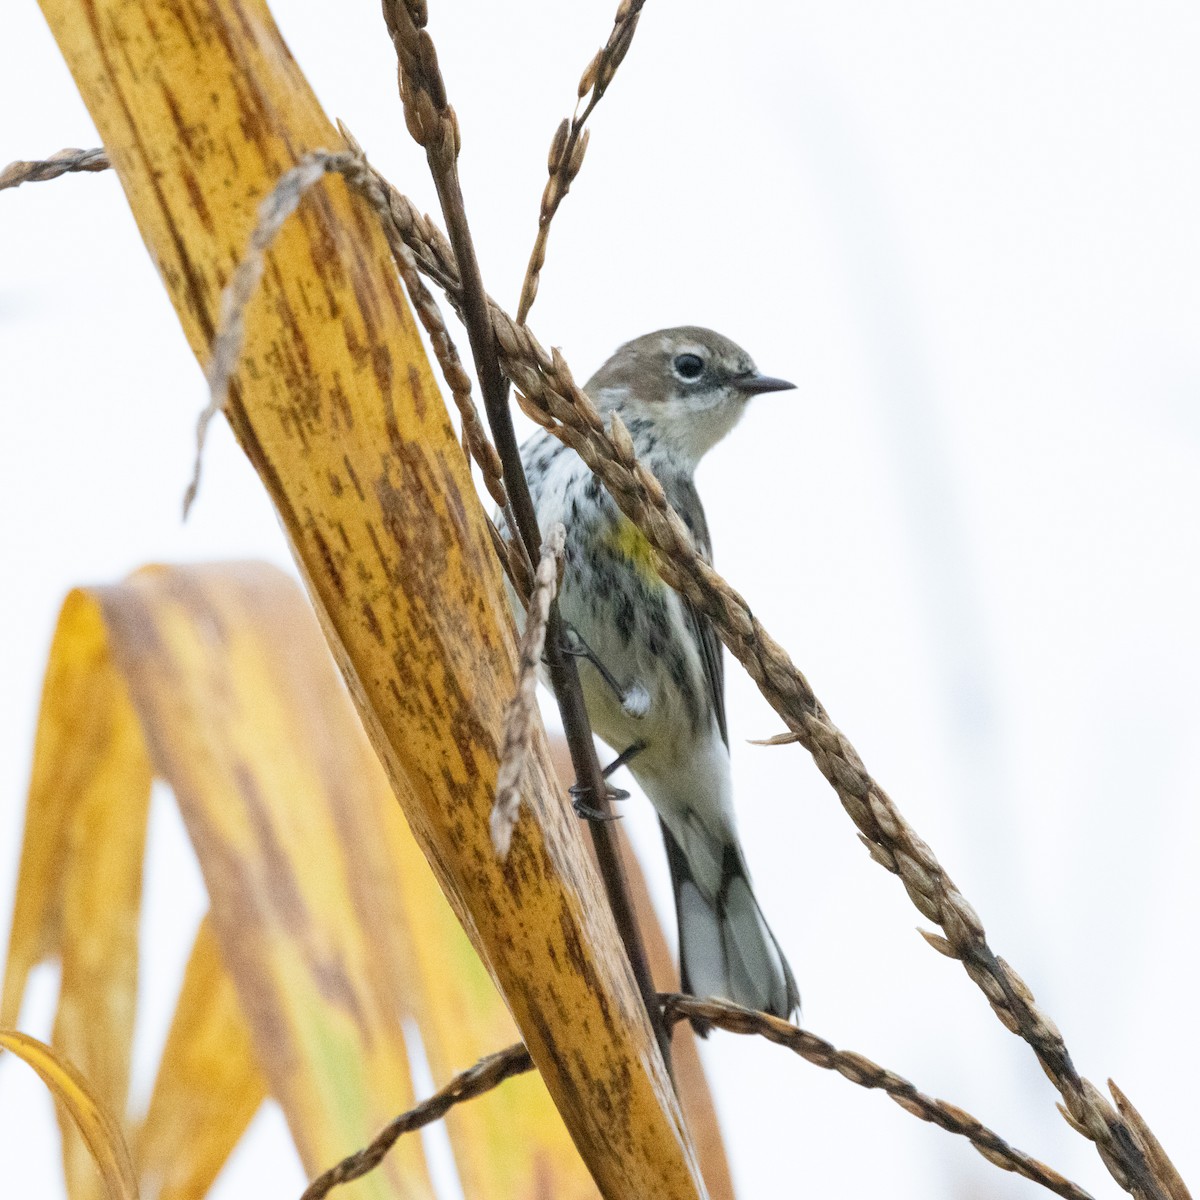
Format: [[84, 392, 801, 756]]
[[568, 782, 626, 822]]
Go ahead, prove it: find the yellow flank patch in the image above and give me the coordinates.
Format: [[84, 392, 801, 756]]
[[607, 517, 664, 583]]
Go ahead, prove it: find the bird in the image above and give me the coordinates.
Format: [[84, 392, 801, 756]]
[[515, 325, 800, 1021]]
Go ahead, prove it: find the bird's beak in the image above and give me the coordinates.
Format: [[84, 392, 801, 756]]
[[735, 373, 796, 396]]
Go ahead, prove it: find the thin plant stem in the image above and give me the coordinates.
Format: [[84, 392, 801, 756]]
[[515, 0, 646, 324], [378, 0, 671, 1067]]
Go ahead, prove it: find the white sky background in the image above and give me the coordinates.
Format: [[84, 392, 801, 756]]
[[2, 2, 1198, 1197]]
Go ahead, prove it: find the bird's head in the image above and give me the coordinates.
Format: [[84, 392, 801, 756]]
[[583, 326, 794, 471]]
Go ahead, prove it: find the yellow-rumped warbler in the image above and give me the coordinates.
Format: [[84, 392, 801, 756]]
[[516, 326, 799, 1020]]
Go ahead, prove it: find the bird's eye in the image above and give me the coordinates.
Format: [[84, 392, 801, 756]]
[[673, 353, 705, 381]]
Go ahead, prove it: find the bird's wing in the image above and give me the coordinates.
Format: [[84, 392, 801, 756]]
[[672, 478, 729, 748]]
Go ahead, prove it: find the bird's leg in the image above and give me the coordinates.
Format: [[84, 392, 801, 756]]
[[558, 623, 623, 695], [558, 624, 651, 720], [602, 740, 646, 779], [555, 626, 649, 819]]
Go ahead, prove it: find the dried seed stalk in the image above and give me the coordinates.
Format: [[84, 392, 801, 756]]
[[337, 126, 507, 511], [664, 996, 1094, 1200], [335, 124, 528, 598], [516, 0, 646, 324], [1107, 1082, 1192, 1200], [0, 146, 110, 191], [299, 1042, 535, 1200], [302, 994, 1094, 1200], [179, 139, 515, 580], [491, 524, 565, 856], [185, 151, 358, 516]]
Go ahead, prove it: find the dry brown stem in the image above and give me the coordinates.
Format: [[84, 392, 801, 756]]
[[491, 524, 565, 856], [336, 126, 507, 512], [298, 1042, 535, 1200], [180, 136, 525, 593], [0, 146, 110, 191], [665, 996, 1095, 1200], [334, 123, 531, 604], [516, 0, 646, 324], [301, 995, 1094, 1200], [378, 0, 671, 1064]]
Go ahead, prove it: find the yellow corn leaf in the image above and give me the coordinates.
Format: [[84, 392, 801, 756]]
[[134, 918, 266, 1200], [0, 585, 598, 1193], [95, 561, 598, 1199], [6, 560, 602, 1198], [0, 1029, 138, 1200], [307, 680, 597, 1198], [40, 0, 706, 1194], [5, 576, 433, 1199], [91, 564, 434, 1200], [2, 590, 152, 1200]]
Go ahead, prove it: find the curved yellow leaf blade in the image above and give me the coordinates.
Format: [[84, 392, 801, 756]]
[[2, 590, 153, 1200], [91, 565, 434, 1200], [0, 1029, 138, 1200], [2, 591, 149, 1030], [10, 561, 602, 1198], [135, 918, 266, 1200], [97, 561, 599, 1198]]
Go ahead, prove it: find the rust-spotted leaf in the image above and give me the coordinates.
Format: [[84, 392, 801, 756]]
[[39, 0, 707, 1191]]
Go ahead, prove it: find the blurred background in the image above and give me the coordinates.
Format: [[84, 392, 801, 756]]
[[2, 1, 1198, 1196]]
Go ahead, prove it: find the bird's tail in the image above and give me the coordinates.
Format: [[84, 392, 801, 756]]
[[660, 819, 799, 1028]]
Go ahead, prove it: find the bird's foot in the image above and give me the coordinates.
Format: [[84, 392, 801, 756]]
[[568, 781, 627, 822]]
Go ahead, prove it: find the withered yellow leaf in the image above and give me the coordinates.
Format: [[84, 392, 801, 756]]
[[0, 1029, 138, 1200], [134, 918, 266, 1200], [95, 562, 598, 1198], [41, 0, 707, 1192], [5, 561, 609, 1197], [2, 590, 152, 1200], [91, 564, 435, 1200]]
